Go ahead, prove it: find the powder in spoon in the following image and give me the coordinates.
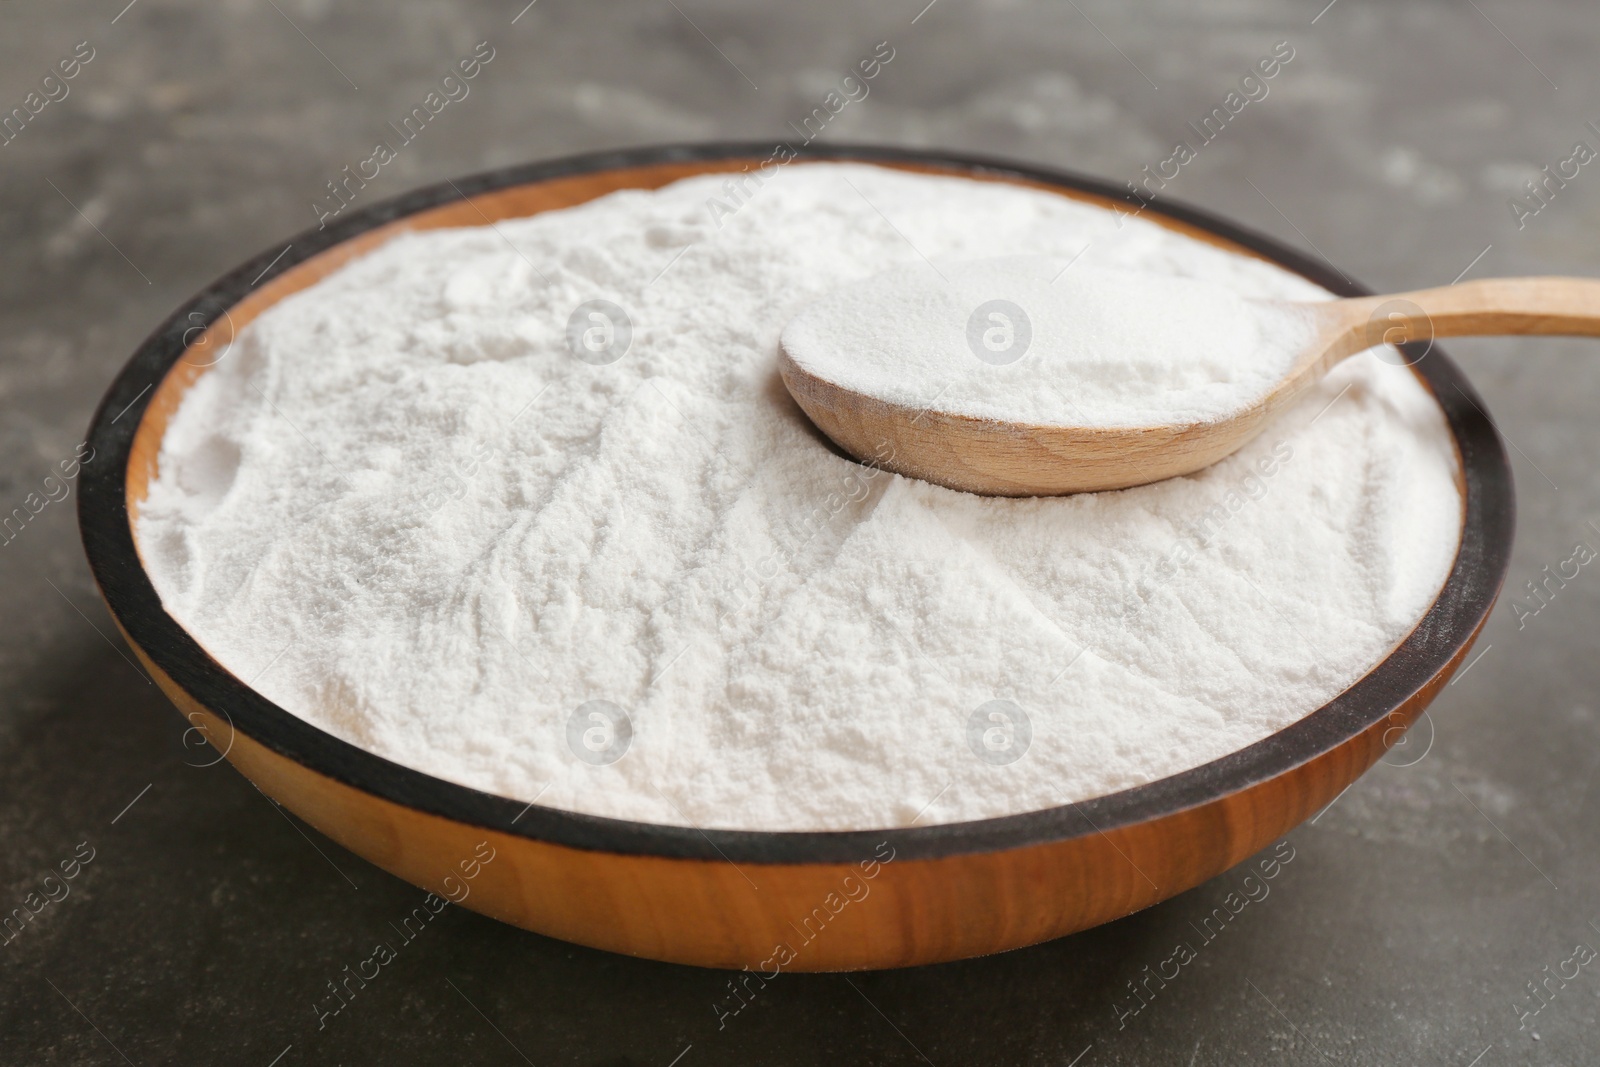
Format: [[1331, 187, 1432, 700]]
[[136, 162, 1462, 831], [781, 256, 1316, 427]]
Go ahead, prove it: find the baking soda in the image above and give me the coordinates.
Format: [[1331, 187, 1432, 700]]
[[781, 257, 1315, 427], [137, 163, 1462, 831]]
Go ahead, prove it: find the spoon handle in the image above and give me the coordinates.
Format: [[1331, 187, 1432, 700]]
[[1334, 276, 1600, 351]]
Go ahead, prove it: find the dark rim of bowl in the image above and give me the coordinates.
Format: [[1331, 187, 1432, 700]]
[[78, 142, 1514, 865]]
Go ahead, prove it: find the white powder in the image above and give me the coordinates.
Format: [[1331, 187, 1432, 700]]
[[781, 257, 1315, 426], [137, 163, 1463, 831]]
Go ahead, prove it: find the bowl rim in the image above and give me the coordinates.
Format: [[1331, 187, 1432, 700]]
[[78, 141, 1514, 865]]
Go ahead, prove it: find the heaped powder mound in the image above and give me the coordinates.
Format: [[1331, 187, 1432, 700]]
[[137, 163, 1462, 831], [780, 256, 1316, 428]]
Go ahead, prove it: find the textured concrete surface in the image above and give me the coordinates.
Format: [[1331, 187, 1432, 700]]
[[3, 1, 1599, 1063]]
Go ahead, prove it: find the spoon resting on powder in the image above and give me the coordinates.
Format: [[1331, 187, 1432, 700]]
[[778, 257, 1600, 496]]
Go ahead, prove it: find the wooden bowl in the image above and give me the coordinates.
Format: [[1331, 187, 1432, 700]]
[[78, 144, 1513, 971]]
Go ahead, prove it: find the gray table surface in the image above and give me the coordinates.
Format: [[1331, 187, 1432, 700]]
[[3, 1, 1598, 1063]]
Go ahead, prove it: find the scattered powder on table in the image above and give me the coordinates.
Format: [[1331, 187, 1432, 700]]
[[780, 257, 1316, 427], [137, 163, 1463, 832]]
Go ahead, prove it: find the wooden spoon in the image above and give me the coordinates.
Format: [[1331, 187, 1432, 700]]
[[779, 275, 1600, 496]]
